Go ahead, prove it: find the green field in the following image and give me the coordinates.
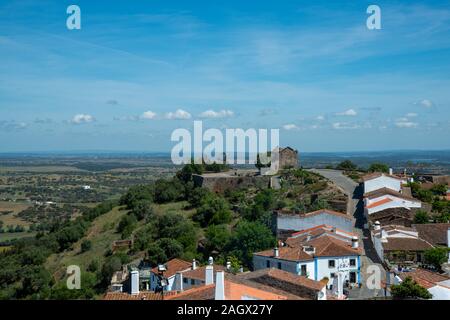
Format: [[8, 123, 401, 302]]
[[0, 232, 36, 242]]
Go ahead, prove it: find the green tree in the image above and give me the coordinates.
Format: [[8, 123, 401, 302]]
[[147, 242, 168, 266], [430, 184, 447, 196], [413, 210, 429, 224], [194, 194, 232, 227], [368, 163, 389, 173], [153, 179, 185, 203], [391, 277, 432, 299], [80, 239, 92, 253], [336, 160, 357, 171], [117, 213, 138, 239], [424, 247, 449, 270], [205, 224, 232, 255], [132, 200, 154, 221], [228, 221, 276, 268], [119, 184, 154, 209]]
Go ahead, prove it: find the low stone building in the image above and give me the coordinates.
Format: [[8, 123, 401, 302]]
[[277, 147, 299, 169]]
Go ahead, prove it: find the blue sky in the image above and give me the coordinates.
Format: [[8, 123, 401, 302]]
[[0, 0, 449, 152]]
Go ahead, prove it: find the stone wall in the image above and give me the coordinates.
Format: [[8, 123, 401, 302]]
[[193, 174, 271, 193]]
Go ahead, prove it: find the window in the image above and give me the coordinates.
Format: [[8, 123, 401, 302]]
[[328, 259, 335, 268], [190, 279, 195, 285], [350, 259, 356, 267], [330, 273, 336, 279], [277, 262, 282, 270], [350, 272, 356, 283], [183, 278, 188, 284], [300, 265, 307, 276], [266, 260, 270, 268]]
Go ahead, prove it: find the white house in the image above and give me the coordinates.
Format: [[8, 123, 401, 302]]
[[363, 172, 407, 194], [364, 188, 421, 216], [253, 225, 362, 292], [394, 269, 450, 300]]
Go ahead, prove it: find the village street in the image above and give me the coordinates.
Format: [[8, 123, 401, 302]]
[[308, 169, 386, 299]]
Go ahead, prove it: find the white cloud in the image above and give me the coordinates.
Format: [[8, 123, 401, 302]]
[[70, 114, 95, 124], [395, 121, 418, 128], [141, 111, 157, 120], [332, 122, 360, 130], [417, 99, 434, 108], [199, 109, 234, 119], [165, 109, 191, 119], [406, 112, 418, 117], [282, 124, 300, 131], [316, 115, 325, 121], [336, 108, 357, 116]]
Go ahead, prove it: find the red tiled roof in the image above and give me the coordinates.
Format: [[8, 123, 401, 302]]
[[103, 291, 177, 300], [290, 224, 356, 238], [412, 223, 450, 246], [240, 268, 325, 292], [382, 238, 433, 251], [366, 198, 393, 209], [399, 269, 450, 289], [306, 234, 362, 257], [364, 187, 419, 201], [151, 258, 192, 278], [165, 284, 215, 300], [181, 264, 227, 281], [254, 246, 313, 262]]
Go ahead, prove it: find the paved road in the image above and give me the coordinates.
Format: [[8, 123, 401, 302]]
[[308, 169, 386, 299]]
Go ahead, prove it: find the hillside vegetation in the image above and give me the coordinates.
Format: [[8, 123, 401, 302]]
[[0, 164, 343, 299]]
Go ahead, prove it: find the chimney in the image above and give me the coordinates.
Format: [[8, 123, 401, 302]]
[[351, 236, 359, 249], [208, 256, 214, 265], [274, 247, 279, 257], [226, 261, 231, 271], [374, 221, 381, 231], [130, 270, 139, 295], [389, 168, 393, 175], [214, 271, 225, 300], [174, 272, 183, 292], [192, 259, 197, 270], [205, 265, 214, 285]]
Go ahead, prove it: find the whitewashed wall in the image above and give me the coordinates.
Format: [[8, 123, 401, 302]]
[[364, 176, 403, 194]]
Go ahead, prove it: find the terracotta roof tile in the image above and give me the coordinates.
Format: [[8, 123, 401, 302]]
[[181, 264, 227, 281], [399, 269, 450, 289], [412, 223, 450, 246], [364, 187, 418, 201], [382, 238, 433, 251], [103, 291, 177, 300], [151, 258, 192, 278], [306, 234, 362, 257], [254, 246, 313, 262], [366, 198, 393, 209], [165, 284, 215, 300]]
